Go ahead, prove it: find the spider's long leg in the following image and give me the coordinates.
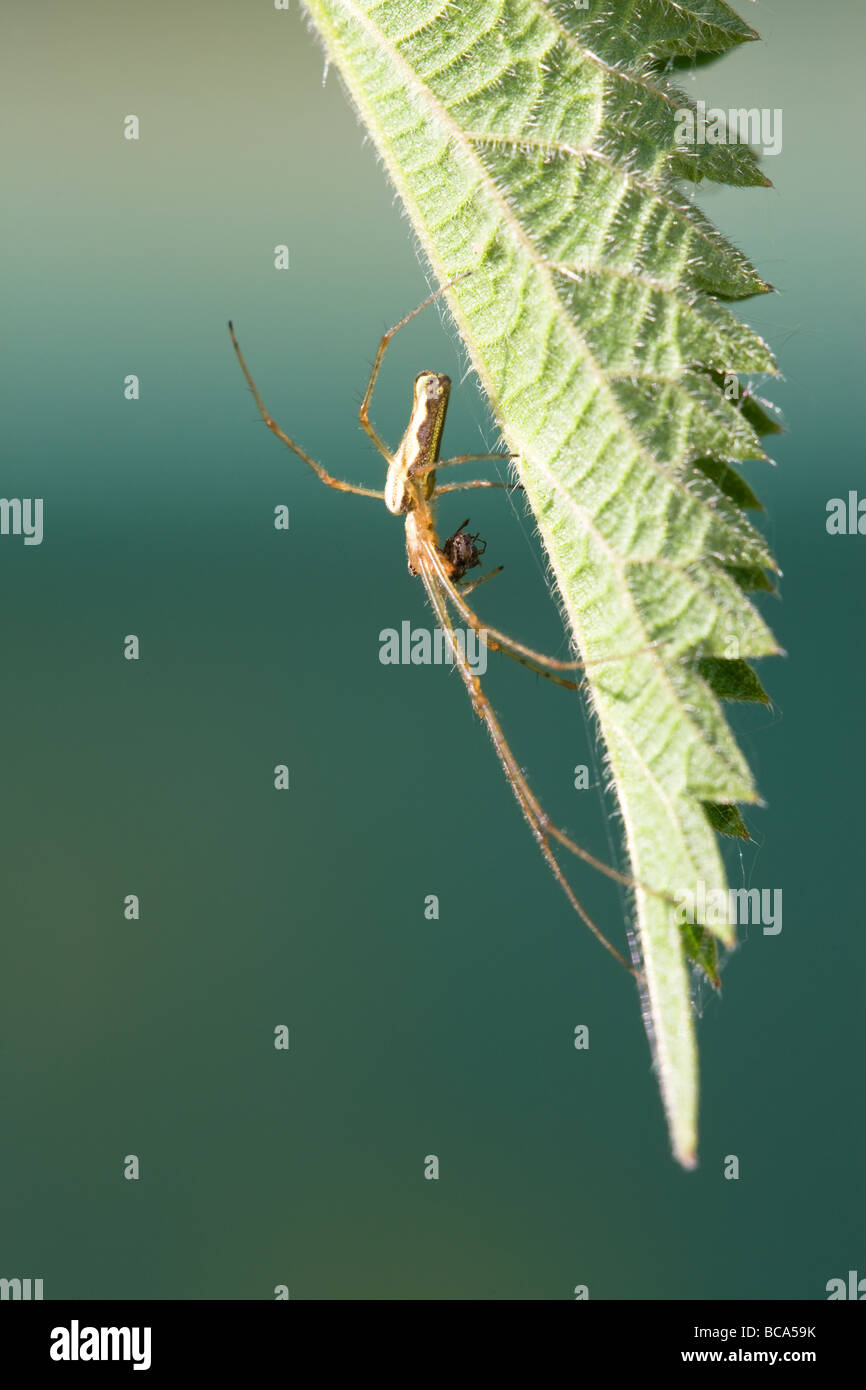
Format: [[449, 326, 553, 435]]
[[359, 275, 472, 463], [425, 541, 584, 673], [417, 551, 640, 978], [421, 451, 523, 494], [228, 323, 384, 500], [458, 626, 584, 690], [425, 543, 680, 912], [428, 540, 662, 678], [421, 546, 677, 914], [440, 531, 580, 687], [417, 451, 518, 476], [436, 480, 524, 494]]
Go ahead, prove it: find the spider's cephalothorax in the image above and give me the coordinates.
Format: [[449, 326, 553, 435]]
[[442, 519, 487, 581]]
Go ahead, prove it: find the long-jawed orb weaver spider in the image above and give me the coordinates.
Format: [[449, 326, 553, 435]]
[[229, 280, 667, 978]]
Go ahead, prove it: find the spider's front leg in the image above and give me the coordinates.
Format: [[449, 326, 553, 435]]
[[228, 322, 384, 500]]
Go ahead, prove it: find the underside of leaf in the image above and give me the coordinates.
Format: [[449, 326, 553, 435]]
[[299, 0, 779, 1168]]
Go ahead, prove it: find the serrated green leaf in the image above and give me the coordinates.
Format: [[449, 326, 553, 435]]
[[681, 918, 722, 985], [724, 563, 778, 593], [556, 0, 759, 66], [705, 368, 786, 438], [300, 0, 779, 1168], [740, 388, 785, 437], [696, 458, 764, 511], [703, 801, 752, 839], [698, 657, 772, 703]]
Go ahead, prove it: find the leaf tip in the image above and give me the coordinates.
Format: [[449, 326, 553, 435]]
[[675, 1141, 698, 1171]]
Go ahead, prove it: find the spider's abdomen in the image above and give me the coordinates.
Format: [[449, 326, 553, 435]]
[[385, 371, 451, 516]]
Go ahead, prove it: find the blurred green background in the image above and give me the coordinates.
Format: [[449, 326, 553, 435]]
[[0, 0, 862, 1299]]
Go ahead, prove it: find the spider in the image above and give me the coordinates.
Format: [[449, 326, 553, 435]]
[[229, 280, 663, 976]]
